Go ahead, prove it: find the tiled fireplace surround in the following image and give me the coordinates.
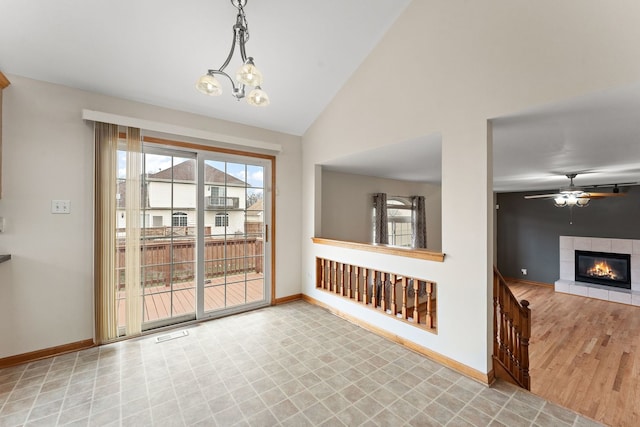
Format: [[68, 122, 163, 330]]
[[555, 236, 640, 306]]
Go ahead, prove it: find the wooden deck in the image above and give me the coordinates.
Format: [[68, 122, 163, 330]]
[[116, 272, 264, 327]]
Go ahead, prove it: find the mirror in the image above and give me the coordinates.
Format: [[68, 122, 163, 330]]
[[319, 134, 442, 251]]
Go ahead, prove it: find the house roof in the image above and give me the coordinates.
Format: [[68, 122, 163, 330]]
[[148, 160, 247, 186], [247, 199, 263, 211]]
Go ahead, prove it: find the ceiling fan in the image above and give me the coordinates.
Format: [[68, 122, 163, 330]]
[[524, 173, 629, 208]]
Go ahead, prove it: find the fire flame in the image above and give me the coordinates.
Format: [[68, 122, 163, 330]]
[[586, 261, 617, 280]]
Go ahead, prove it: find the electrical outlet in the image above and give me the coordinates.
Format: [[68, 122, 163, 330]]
[[521, 268, 527, 276], [51, 200, 71, 214]]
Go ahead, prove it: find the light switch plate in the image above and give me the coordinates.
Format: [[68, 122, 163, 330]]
[[52, 200, 71, 214]]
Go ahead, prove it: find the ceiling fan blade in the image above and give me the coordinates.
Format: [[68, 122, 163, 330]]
[[524, 194, 559, 199], [584, 192, 626, 198]]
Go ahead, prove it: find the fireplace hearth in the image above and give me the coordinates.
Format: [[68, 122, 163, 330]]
[[575, 250, 631, 289]]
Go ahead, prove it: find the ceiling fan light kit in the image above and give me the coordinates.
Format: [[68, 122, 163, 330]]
[[553, 193, 590, 208], [524, 173, 629, 208], [196, 0, 270, 106]]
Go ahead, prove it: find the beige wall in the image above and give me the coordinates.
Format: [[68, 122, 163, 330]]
[[0, 75, 302, 358], [321, 170, 442, 251], [302, 0, 640, 374]]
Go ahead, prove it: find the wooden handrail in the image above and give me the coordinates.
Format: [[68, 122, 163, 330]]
[[315, 257, 437, 332], [312, 237, 445, 262], [493, 266, 531, 390]]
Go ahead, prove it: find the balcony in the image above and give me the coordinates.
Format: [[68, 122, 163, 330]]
[[206, 196, 240, 210]]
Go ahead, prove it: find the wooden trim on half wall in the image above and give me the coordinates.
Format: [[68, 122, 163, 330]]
[[312, 237, 445, 262], [0, 339, 95, 369], [302, 295, 492, 385]]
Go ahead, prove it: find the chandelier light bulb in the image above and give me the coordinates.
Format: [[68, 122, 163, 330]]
[[196, 74, 222, 96], [237, 60, 263, 87], [247, 87, 270, 107]]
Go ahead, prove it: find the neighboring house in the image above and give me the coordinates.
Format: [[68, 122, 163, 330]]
[[116, 159, 249, 236], [245, 199, 263, 235]]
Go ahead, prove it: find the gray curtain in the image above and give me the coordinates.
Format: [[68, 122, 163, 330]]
[[411, 195, 427, 249], [373, 193, 388, 244]]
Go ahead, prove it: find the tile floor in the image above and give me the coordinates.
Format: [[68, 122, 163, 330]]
[[0, 301, 603, 426]]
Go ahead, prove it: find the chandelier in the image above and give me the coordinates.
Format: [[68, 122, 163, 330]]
[[196, 0, 269, 106]]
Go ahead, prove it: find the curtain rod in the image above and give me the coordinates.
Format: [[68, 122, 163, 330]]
[[82, 109, 282, 153]]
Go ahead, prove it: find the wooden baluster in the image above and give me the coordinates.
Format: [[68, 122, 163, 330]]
[[346, 264, 352, 299], [362, 268, 369, 306], [515, 314, 523, 384], [493, 271, 499, 366], [317, 258, 323, 289], [322, 258, 327, 290], [354, 266, 360, 302], [381, 272, 387, 312], [516, 305, 523, 384], [520, 299, 531, 390], [503, 288, 510, 372], [425, 282, 434, 329], [413, 280, 420, 324], [390, 275, 397, 316], [371, 270, 377, 308], [401, 277, 408, 319], [499, 284, 508, 367], [339, 263, 345, 295], [506, 296, 514, 374], [332, 261, 338, 293]]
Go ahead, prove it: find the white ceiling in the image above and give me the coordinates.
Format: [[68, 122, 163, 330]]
[[492, 83, 640, 192], [2, 1, 639, 193], [322, 82, 640, 193], [0, 0, 411, 136], [321, 134, 442, 185]]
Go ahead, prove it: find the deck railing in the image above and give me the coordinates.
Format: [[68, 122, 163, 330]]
[[316, 257, 436, 331], [116, 236, 263, 288], [493, 266, 531, 390]]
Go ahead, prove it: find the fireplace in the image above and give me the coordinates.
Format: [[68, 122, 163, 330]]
[[575, 250, 631, 289]]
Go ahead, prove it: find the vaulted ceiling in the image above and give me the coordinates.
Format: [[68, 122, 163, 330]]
[[2, 1, 638, 192]]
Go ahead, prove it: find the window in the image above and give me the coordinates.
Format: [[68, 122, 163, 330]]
[[210, 186, 226, 207], [387, 198, 412, 247], [372, 197, 413, 247], [172, 212, 188, 227], [215, 212, 229, 227]]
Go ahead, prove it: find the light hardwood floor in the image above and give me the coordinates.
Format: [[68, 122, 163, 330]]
[[509, 281, 640, 427]]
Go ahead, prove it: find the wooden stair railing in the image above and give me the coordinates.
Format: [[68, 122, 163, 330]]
[[493, 266, 531, 390], [316, 257, 436, 331]]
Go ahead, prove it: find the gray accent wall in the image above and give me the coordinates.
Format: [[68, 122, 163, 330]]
[[496, 186, 640, 284]]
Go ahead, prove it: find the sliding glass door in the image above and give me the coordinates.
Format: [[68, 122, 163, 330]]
[[198, 155, 270, 318], [116, 143, 271, 332]]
